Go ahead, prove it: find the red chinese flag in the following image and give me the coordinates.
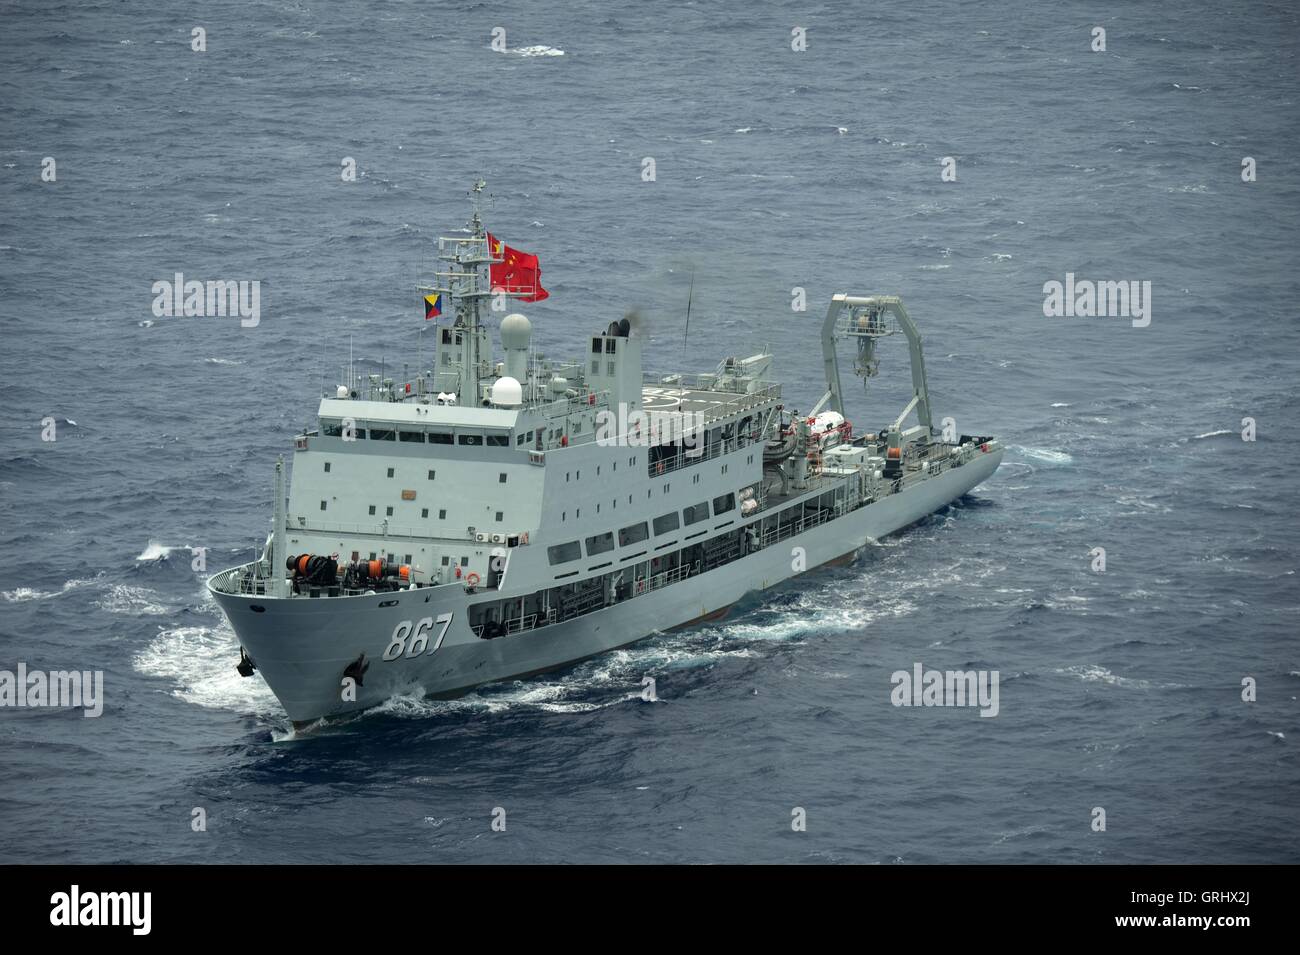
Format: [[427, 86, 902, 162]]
[[487, 232, 549, 302]]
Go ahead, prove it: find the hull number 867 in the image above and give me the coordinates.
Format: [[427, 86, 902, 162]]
[[383, 613, 454, 661]]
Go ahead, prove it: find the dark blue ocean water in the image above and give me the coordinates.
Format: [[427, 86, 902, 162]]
[[2, 0, 1298, 863]]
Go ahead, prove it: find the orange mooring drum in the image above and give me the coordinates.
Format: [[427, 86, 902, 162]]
[[367, 559, 383, 578], [398, 565, 410, 580], [887, 446, 901, 459], [297, 555, 311, 575]]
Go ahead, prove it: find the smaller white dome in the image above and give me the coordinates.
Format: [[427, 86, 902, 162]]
[[336, 385, 349, 398], [491, 376, 523, 408]]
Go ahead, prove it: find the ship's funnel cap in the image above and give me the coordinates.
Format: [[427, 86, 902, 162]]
[[500, 312, 532, 350]]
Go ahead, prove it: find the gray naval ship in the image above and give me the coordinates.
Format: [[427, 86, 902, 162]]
[[209, 186, 1004, 728]]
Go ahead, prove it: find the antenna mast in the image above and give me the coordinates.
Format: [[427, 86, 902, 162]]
[[682, 270, 695, 361]]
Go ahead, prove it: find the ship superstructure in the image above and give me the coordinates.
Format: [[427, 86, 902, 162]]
[[209, 184, 1003, 728]]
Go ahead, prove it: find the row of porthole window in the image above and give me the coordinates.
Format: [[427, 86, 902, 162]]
[[316, 502, 506, 523], [565, 456, 638, 483], [325, 461, 511, 485]]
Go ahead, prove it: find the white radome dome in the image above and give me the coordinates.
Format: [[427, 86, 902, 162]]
[[500, 313, 532, 350], [491, 376, 523, 408], [336, 385, 349, 398]]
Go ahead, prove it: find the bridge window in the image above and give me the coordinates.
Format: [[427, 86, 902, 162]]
[[592, 338, 603, 353], [585, 531, 615, 556], [683, 502, 709, 526], [458, 433, 483, 446], [399, 430, 424, 443], [619, 522, 649, 547], [712, 493, 735, 516], [653, 512, 680, 535], [429, 432, 452, 445], [486, 434, 509, 447], [547, 541, 581, 565], [371, 428, 395, 441]]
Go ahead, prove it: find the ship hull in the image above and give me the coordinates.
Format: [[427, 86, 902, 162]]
[[210, 448, 1002, 727]]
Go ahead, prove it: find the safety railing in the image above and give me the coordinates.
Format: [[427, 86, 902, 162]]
[[209, 564, 272, 596], [642, 562, 694, 594]]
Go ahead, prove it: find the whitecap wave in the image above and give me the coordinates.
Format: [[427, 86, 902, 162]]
[[132, 622, 280, 717], [136, 540, 185, 561], [95, 584, 169, 616], [1014, 446, 1073, 465], [512, 45, 564, 57], [1054, 664, 1183, 690], [1, 577, 97, 602]]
